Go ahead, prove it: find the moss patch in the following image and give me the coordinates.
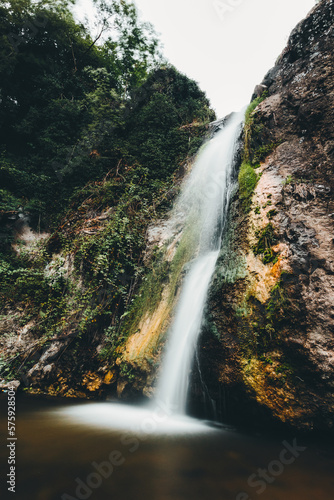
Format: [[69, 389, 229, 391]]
[[244, 92, 268, 163], [252, 143, 278, 165], [253, 223, 278, 264], [245, 93, 268, 123], [243, 92, 282, 168], [120, 251, 169, 340], [238, 161, 259, 212], [120, 221, 198, 348]]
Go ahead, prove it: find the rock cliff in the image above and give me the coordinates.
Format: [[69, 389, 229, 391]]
[[198, 0, 334, 431]]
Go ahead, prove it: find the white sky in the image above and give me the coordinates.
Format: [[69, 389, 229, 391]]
[[74, 0, 316, 118]]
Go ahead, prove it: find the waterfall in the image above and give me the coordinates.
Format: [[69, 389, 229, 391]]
[[55, 110, 245, 435], [155, 110, 244, 415]]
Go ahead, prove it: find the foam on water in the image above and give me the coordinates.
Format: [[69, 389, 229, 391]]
[[51, 402, 214, 435]]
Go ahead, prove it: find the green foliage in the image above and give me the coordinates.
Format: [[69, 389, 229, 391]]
[[266, 278, 289, 320], [245, 93, 268, 124], [121, 251, 168, 338], [267, 209, 277, 220], [0, 0, 168, 225], [244, 93, 267, 161], [275, 362, 294, 376], [238, 271, 298, 361], [124, 67, 215, 180], [252, 143, 277, 165], [0, 354, 23, 381], [97, 325, 122, 361], [253, 223, 278, 264], [119, 362, 135, 382], [243, 91, 282, 170], [0, 188, 21, 212], [238, 94, 275, 213], [238, 161, 258, 212], [283, 175, 294, 185]]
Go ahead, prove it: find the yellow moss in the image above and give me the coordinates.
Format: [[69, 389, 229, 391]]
[[82, 371, 103, 391], [63, 389, 87, 398], [241, 357, 298, 424], [103, 370, 115, 384], [121, 285, 174, 363]]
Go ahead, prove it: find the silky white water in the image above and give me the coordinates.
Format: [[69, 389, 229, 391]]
[[156, 110, 245, 415], [53, 110, 244, 434]]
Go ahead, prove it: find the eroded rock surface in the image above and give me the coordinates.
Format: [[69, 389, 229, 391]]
[[199, 0, 334, 431]]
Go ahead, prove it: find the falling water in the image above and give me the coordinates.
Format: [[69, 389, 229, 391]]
[[54, 110, 244, 435], [156, 110, 245, 415]]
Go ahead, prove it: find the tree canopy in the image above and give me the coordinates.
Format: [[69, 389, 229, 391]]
[[0, 0, 215, 228]]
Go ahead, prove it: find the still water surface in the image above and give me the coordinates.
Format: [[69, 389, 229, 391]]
[[1, 396, 333, 500]]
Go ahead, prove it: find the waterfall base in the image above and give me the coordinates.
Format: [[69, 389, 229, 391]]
[[52, 402, 215, 436]]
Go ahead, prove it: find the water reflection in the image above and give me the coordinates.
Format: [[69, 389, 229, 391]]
[[0, 396, 333, 500]]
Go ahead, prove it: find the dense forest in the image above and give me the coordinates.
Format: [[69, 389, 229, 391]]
[[0, 0, 215, 386]]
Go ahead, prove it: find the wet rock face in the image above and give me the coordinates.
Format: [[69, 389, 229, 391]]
[[253, 0, 334, 384], [200, 0, 334, 431]]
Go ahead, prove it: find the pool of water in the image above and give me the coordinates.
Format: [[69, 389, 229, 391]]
[[1, 395, 333, 500]]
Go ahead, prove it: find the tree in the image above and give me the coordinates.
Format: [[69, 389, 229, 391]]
[[0, 0, 163, 221]]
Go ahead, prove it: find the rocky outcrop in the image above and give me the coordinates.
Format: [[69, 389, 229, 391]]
[[198, 0, 334, 431]]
